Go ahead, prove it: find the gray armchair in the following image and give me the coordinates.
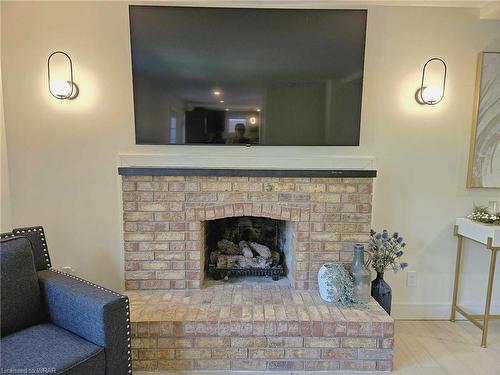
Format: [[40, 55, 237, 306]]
[[0, 226, 132, 374]]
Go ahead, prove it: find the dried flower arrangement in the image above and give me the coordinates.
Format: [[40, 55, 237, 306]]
[[367, 230, 408, 274], [467, 205, 500, 225]]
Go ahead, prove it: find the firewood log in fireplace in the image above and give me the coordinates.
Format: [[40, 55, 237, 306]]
[[216, 254, 272, 269], [270, 250, 280, 266], [238, 241, 254, 258], [210, 249, 222, 264], [216, 239, 241, 255], [247, 241, 272, 258], [210, 238, 283, 271]]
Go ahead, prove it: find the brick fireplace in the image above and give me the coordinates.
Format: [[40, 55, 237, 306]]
[[119, 168, 392, 373], [120, 168, 374, 290]]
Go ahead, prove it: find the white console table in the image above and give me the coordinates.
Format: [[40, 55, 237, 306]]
[[452, 218, 500, 347]]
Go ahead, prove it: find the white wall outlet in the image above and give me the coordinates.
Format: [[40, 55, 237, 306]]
[[61, 266, 75, 275], [406, 270, 417, 287]]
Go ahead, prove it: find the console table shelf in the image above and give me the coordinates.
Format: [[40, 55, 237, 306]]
[[451, 218, 500, 348]]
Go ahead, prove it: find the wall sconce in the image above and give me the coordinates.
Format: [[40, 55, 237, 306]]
[[415, 57, 447, 105], [47, 51, 78, 100]]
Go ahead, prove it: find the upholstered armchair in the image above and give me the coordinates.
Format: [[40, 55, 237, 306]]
[[0, 226, 132, 374]]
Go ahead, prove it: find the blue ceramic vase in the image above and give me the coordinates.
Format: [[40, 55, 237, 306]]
[[371, 271, 392, 315]]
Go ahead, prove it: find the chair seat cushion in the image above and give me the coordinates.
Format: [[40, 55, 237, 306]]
[[0, 236, 44, 336], [0, 323, 105, 375]]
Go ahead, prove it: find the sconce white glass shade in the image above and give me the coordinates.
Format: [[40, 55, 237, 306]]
[[249, 116, 257, 125], [49, 79, 72, 99], [421, 85, 443, 104]]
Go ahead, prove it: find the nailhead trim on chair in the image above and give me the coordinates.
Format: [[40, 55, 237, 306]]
[[0, 232, 15, 239], [13, 227, 51, 269], [49, 269, 132, 373]]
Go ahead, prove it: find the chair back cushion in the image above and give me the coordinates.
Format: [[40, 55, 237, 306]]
[[0, 232, 14, 239], [1, 236, 45, 336], [12, 226, 52, 271]]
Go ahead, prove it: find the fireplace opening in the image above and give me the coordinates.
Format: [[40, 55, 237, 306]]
[[202, 216, 295, 285]]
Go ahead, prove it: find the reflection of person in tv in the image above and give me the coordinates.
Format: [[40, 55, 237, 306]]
[[227, 123, 251, 144]]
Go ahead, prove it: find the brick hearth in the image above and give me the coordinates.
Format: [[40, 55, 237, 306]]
[[120, 169, 389, 372], [128, 285, 393, 372], [121, 173, 373, 290]]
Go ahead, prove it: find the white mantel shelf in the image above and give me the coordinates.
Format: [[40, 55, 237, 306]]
[[455, 218, 500, 248], [118, 154, 376, 170]]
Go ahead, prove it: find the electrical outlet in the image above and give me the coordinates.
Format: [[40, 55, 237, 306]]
[[406, 270, 417, 287]]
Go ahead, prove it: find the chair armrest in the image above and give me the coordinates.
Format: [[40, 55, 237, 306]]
[[37, 269, 132, 375]]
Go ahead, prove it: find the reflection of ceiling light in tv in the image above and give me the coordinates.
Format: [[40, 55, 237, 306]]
[[225, 108, 229, 111], [256, 108, 261, 112], [219, 100, 224, 103], [213, 89, 222, 96]]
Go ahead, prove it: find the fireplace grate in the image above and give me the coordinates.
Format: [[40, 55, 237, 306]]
[[209, 264, 284, 281]]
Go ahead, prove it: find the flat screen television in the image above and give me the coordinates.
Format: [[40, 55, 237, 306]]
[[129, 6, 367, 146]]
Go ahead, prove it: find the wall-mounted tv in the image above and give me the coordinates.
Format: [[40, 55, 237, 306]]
[[129, 6, 367, 146]]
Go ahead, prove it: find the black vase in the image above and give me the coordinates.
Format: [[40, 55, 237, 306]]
[[371, 271, 392, 315]]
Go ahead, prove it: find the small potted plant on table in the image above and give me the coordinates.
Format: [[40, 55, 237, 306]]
[[367, 230, 408, 315], [467, 205, 500, 225]]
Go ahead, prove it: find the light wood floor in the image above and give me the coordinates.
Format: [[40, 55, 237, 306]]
[[392, 320, 500, 375], [137, 320, 500, 375]]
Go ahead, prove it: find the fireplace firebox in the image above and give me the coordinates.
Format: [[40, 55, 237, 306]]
[[204, 216, 295, 284]]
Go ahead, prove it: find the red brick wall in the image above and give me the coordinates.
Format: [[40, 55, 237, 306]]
[[122, 175, 373, 290], [132, 329, 393, 372]]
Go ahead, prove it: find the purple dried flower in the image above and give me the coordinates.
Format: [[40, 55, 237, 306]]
[[369, 229, 409, 273]]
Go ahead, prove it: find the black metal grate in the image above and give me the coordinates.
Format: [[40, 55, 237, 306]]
[[209, 264, 284, 281]]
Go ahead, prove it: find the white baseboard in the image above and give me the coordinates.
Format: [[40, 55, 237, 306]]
[[392, 303, 500, 320]]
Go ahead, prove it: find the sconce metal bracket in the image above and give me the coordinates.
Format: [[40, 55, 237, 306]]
[[417, 57, 447, 105], [47, 51, 76, 100]]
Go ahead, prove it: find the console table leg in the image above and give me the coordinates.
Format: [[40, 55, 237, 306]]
[[481, 246, 498, 348], [451, 227, 463, 322]]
